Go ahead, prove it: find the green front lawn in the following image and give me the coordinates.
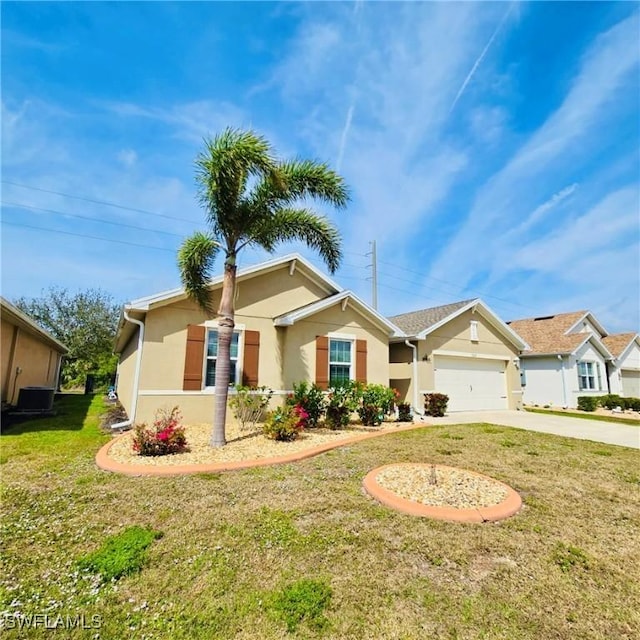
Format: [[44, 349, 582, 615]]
[[1, 395, 639, 638], [525, 406, 640, 426]]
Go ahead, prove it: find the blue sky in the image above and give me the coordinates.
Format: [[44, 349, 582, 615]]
[[2, 1, 639, 332]]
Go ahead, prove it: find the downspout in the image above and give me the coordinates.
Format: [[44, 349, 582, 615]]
[[558, 354, 568, 408], [111, 308, 145, 430], [404, 339, 421, 416]]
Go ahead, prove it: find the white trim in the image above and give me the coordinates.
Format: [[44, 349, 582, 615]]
[[327, 331, 357, 340], [432, 349, 510, 361], [510, 390, 524, 394], [470, 320, 479, 343], [203, 327, 244, 389], [328, 335, 355, 385], [614, 334, 640, 363], [203, 320, 246, 330], [274, 290, 401, 336], [127, 253, 343, 311], [565, 312, 608, 338], [414, 299, 529, 351]]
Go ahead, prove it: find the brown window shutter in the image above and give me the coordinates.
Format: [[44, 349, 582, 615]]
[[183, 324, 206, 390], [242, 330, 260, 387], [355, 339, 367, 383], [315, 336, 329, 390]]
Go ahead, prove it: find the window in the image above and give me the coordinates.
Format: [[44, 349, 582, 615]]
[[578, 361, 600, 391], [329, 339, 353, 386], [205, 330, 239, 387], [470, 320, 479, 342]]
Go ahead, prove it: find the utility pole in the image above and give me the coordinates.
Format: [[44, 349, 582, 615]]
[[366, 240, 378, 310]]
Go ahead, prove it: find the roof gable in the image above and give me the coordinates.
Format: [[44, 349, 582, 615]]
[[128, 253, 342, 312], [389, 299, 528, 350], [274, 290, 402, 336], [603, 332, 639, 360], [508, 311, 614, 357], [389, 300, 475, 335]]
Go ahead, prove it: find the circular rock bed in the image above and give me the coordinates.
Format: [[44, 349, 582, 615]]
[[363, 463, 522, 523]]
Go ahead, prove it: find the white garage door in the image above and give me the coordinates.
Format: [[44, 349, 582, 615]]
[[621, 370, 640, 398], [434, 356, 508, 412]]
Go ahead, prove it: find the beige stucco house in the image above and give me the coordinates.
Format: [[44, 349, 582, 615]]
[[389, 299, 528, 412], [1, 297, 68, 406], [114, 254, 401, 425]]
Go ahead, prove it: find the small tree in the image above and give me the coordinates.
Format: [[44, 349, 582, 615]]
[[14, 287, 120, 388], [178, 128, 349, 447]]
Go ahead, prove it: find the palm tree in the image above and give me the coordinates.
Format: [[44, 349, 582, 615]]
[[178, 128, 350, 447]]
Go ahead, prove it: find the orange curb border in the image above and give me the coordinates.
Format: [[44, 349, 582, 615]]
[[95, 423, 427, 477], [362, 463, 522, 523]]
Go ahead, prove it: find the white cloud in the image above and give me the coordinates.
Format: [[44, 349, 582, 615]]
[[117, 149, 138, 168], [427, 11, 640, 289]]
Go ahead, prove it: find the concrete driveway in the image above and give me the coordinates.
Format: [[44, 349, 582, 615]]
[[422, 410, 640, 449]]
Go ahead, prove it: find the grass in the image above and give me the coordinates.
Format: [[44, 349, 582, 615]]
[[76, 526, 163, 582], [1, 396, 639, 638], [525, 406, 640, 426]]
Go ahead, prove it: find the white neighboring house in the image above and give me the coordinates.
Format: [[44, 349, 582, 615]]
[[507, 311, 616, 408], [603, 333, 640, 398]]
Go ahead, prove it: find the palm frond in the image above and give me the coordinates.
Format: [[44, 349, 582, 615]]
[[253, 208, 343, 273], [275, 159, 350, 208], [195, 128, 278, 236], [177, 232, 220, 313]]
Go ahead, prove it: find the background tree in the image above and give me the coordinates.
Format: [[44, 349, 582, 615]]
[[178, 128, 349, 447], [14, 287, 120, 388]]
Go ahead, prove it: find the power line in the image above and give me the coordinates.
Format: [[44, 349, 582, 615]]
[[377, 258, 537, 311], [2, 201, 187, 238], [1, 220, 176, 252], [1, 180, 203, 225]]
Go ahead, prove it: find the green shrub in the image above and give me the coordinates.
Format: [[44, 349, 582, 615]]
[[577, 396, 598, 412], [77, 525, 163, 582], [263, 404, 307, 441], [625, 396, 640, 412], [325, 381, 362, 429], [288, 382, 325, 427], [424, 393, 449, 417], [229, 385, 273, 432], [600, 394, 624, 410], [357, 384, 396, 426], [397, 402, 412, 422], [268, 578, 332, 632], [132, 406, 187, 456]]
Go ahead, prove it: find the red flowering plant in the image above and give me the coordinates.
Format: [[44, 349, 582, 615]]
[[132, 406, 188, 456], [263, 403, 307, 441]]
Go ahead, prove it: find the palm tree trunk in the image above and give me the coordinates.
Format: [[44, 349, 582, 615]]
[[211, 255, 237, 447]]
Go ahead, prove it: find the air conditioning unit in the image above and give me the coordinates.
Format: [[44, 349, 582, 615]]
[[17, 387, 55, 412]]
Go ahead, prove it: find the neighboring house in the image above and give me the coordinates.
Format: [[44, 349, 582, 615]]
[[388, 299, 528, 412], [114, 254, 400, 425], [1, 296, 68, 406], [507, 311, 616, 408], [603, 333, 640, 398]]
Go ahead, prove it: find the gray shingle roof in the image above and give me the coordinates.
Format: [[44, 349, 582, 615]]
[[388, 299, 476, 335]]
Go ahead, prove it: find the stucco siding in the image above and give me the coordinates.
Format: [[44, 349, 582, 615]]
[[116, 328, 139, 418], [389, 309, 522, 410], [283, 304, 389, 388], [0, 321, 61, 404], [119, 263, 391, 425], [618, 342, 640, 370], [1, 319, 16, 402]]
